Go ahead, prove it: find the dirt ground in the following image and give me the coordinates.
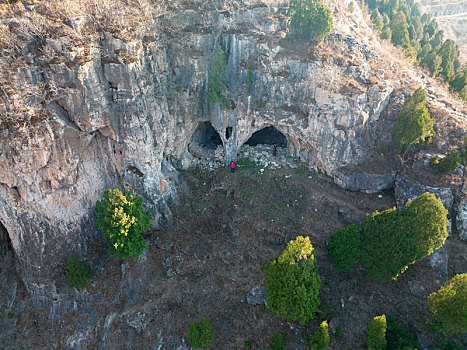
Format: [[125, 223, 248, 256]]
[[1, 160, 466, 349]]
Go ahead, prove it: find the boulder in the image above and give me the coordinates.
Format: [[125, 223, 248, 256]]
[[246, 285, 267, 305]]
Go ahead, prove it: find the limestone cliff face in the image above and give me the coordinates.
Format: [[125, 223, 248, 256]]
[[0, 1, 398, 288]]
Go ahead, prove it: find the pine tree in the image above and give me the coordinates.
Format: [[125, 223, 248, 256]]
[[371, 9, 384, 33], [390, 12, 410, 47], [290, 0, 333, 43], [392, 87, 435, 152], [438, 39, 456, 82]]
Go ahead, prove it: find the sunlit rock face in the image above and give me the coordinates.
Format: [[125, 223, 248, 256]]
[[0, 1, 394, 289]]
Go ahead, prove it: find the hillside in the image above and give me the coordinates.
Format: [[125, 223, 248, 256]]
[[417, 0, 467, 61]]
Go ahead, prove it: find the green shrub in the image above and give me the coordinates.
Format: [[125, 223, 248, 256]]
[[360, 193, 448, 282], [392, 88, 435, 153], [188, 317, 215, 348], [386, 315, 420, 349], [66, 256, 93, 289], [95, 188, 150, 259], [243, 339, 252, 349], [265, 236, 321, 325], [438, 149, 461, 174], [290, 0, 333, 43], [427, 274, 467, 336], [7, 312, 15, 319], [328, 224, 361, 271], [366, 315, 387, 350], [310, 321, 330, 350], [269, 332, 287, 350], [206, 48, 230, 109]]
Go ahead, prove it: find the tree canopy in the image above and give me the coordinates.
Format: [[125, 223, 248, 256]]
[[265, 236, 321, 324]]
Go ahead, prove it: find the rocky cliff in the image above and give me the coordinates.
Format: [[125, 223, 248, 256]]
[[0, 0, 464, 293]]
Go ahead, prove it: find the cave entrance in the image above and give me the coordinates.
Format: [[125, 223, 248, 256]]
[[245, 126, 287, 147], [191, 121, 223, 149], [189, 121, 225, 162]]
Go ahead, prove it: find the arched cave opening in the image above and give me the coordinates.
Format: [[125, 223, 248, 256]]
[[191, 121, 223, 150], [245, 126, 287, 147], [189, 121, 225, 162]]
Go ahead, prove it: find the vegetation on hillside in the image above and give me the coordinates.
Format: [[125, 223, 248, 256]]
[[392, 87, 435, 153], [188, 317, 215, 348], [365, 0, 467, 100], [66, 255, 93, 289], [427, 274, 467, 336], [366, 315, 387, 350], [310, 321, 330, 350], [264, 236, 321, 325], [329, 193, 448, 282], [290, 0, 333, 43], [206, 48, 231, 109], [95, 188, 150, 259]]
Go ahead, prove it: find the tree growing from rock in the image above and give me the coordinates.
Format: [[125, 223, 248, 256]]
[[206, 48, 230, 109], [95, 188, 150, 259], [264, 236, 321, 325], [289, 0, 333, 43], [427, 274, 467, 336], [392, 87, 435, 152]]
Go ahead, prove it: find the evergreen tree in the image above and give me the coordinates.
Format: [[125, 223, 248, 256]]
[[430, 30, 444, 50], [387, 0, 400, 16], [390, 12, 410, 47], [392, 87, 435, 152], [290, 0, 333, 43], [411, 3, 421, 18], [427, 274, 467, 336], [450, 67, 467, 98], [411, 16, 423, 39], [95, 188, 150, 259], [265, 236, 321, 325], [367, 0, 378, 10], [424, 19, 438, 38], [438, 39, 456, 82], [371, 9, 384, 33], [421, 13, 431, 25], [381, 24, 392, 40]]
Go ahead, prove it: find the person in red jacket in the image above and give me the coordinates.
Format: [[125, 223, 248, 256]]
[[230, 160, 236, 173]]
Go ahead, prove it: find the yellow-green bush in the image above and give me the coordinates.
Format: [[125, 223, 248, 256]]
[[310, 321, 330, 350], [264, 236, 321, 325], [95, 188, 150, 259], [366, 315, 387, 350], [427, 274, 467, 336]]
